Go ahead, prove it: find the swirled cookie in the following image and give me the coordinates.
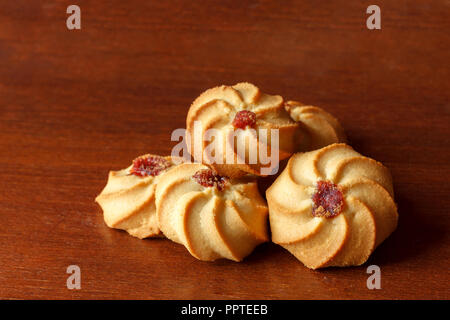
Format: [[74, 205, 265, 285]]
[[156, 163, 269, 261], [285, 101, 346, 151], [186, 82, 299, 177], [95, 154, 183, 239], [266, 143, 398, 269]]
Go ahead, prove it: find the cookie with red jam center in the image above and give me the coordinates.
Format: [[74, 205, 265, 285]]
[[95, 154, 183, 239], [267, 143, 398, 269], [156, 162, 268, 262]]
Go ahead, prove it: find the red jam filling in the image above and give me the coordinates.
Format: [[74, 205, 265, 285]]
[[192, 169, 227, 191], [311, 181, 344, 218], [232, 110, 256, 129], [130, 155, 171, 177]]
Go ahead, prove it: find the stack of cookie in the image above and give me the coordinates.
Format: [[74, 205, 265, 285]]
[[96, 82, 398, 269]]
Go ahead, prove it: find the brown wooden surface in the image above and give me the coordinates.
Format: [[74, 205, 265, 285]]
[[0, 0, 449, 300]]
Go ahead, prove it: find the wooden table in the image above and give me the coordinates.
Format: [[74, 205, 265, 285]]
[[0, 0, 448, 300]]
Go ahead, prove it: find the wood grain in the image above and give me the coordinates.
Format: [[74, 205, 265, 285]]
[[0, 0, 449, 299]]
